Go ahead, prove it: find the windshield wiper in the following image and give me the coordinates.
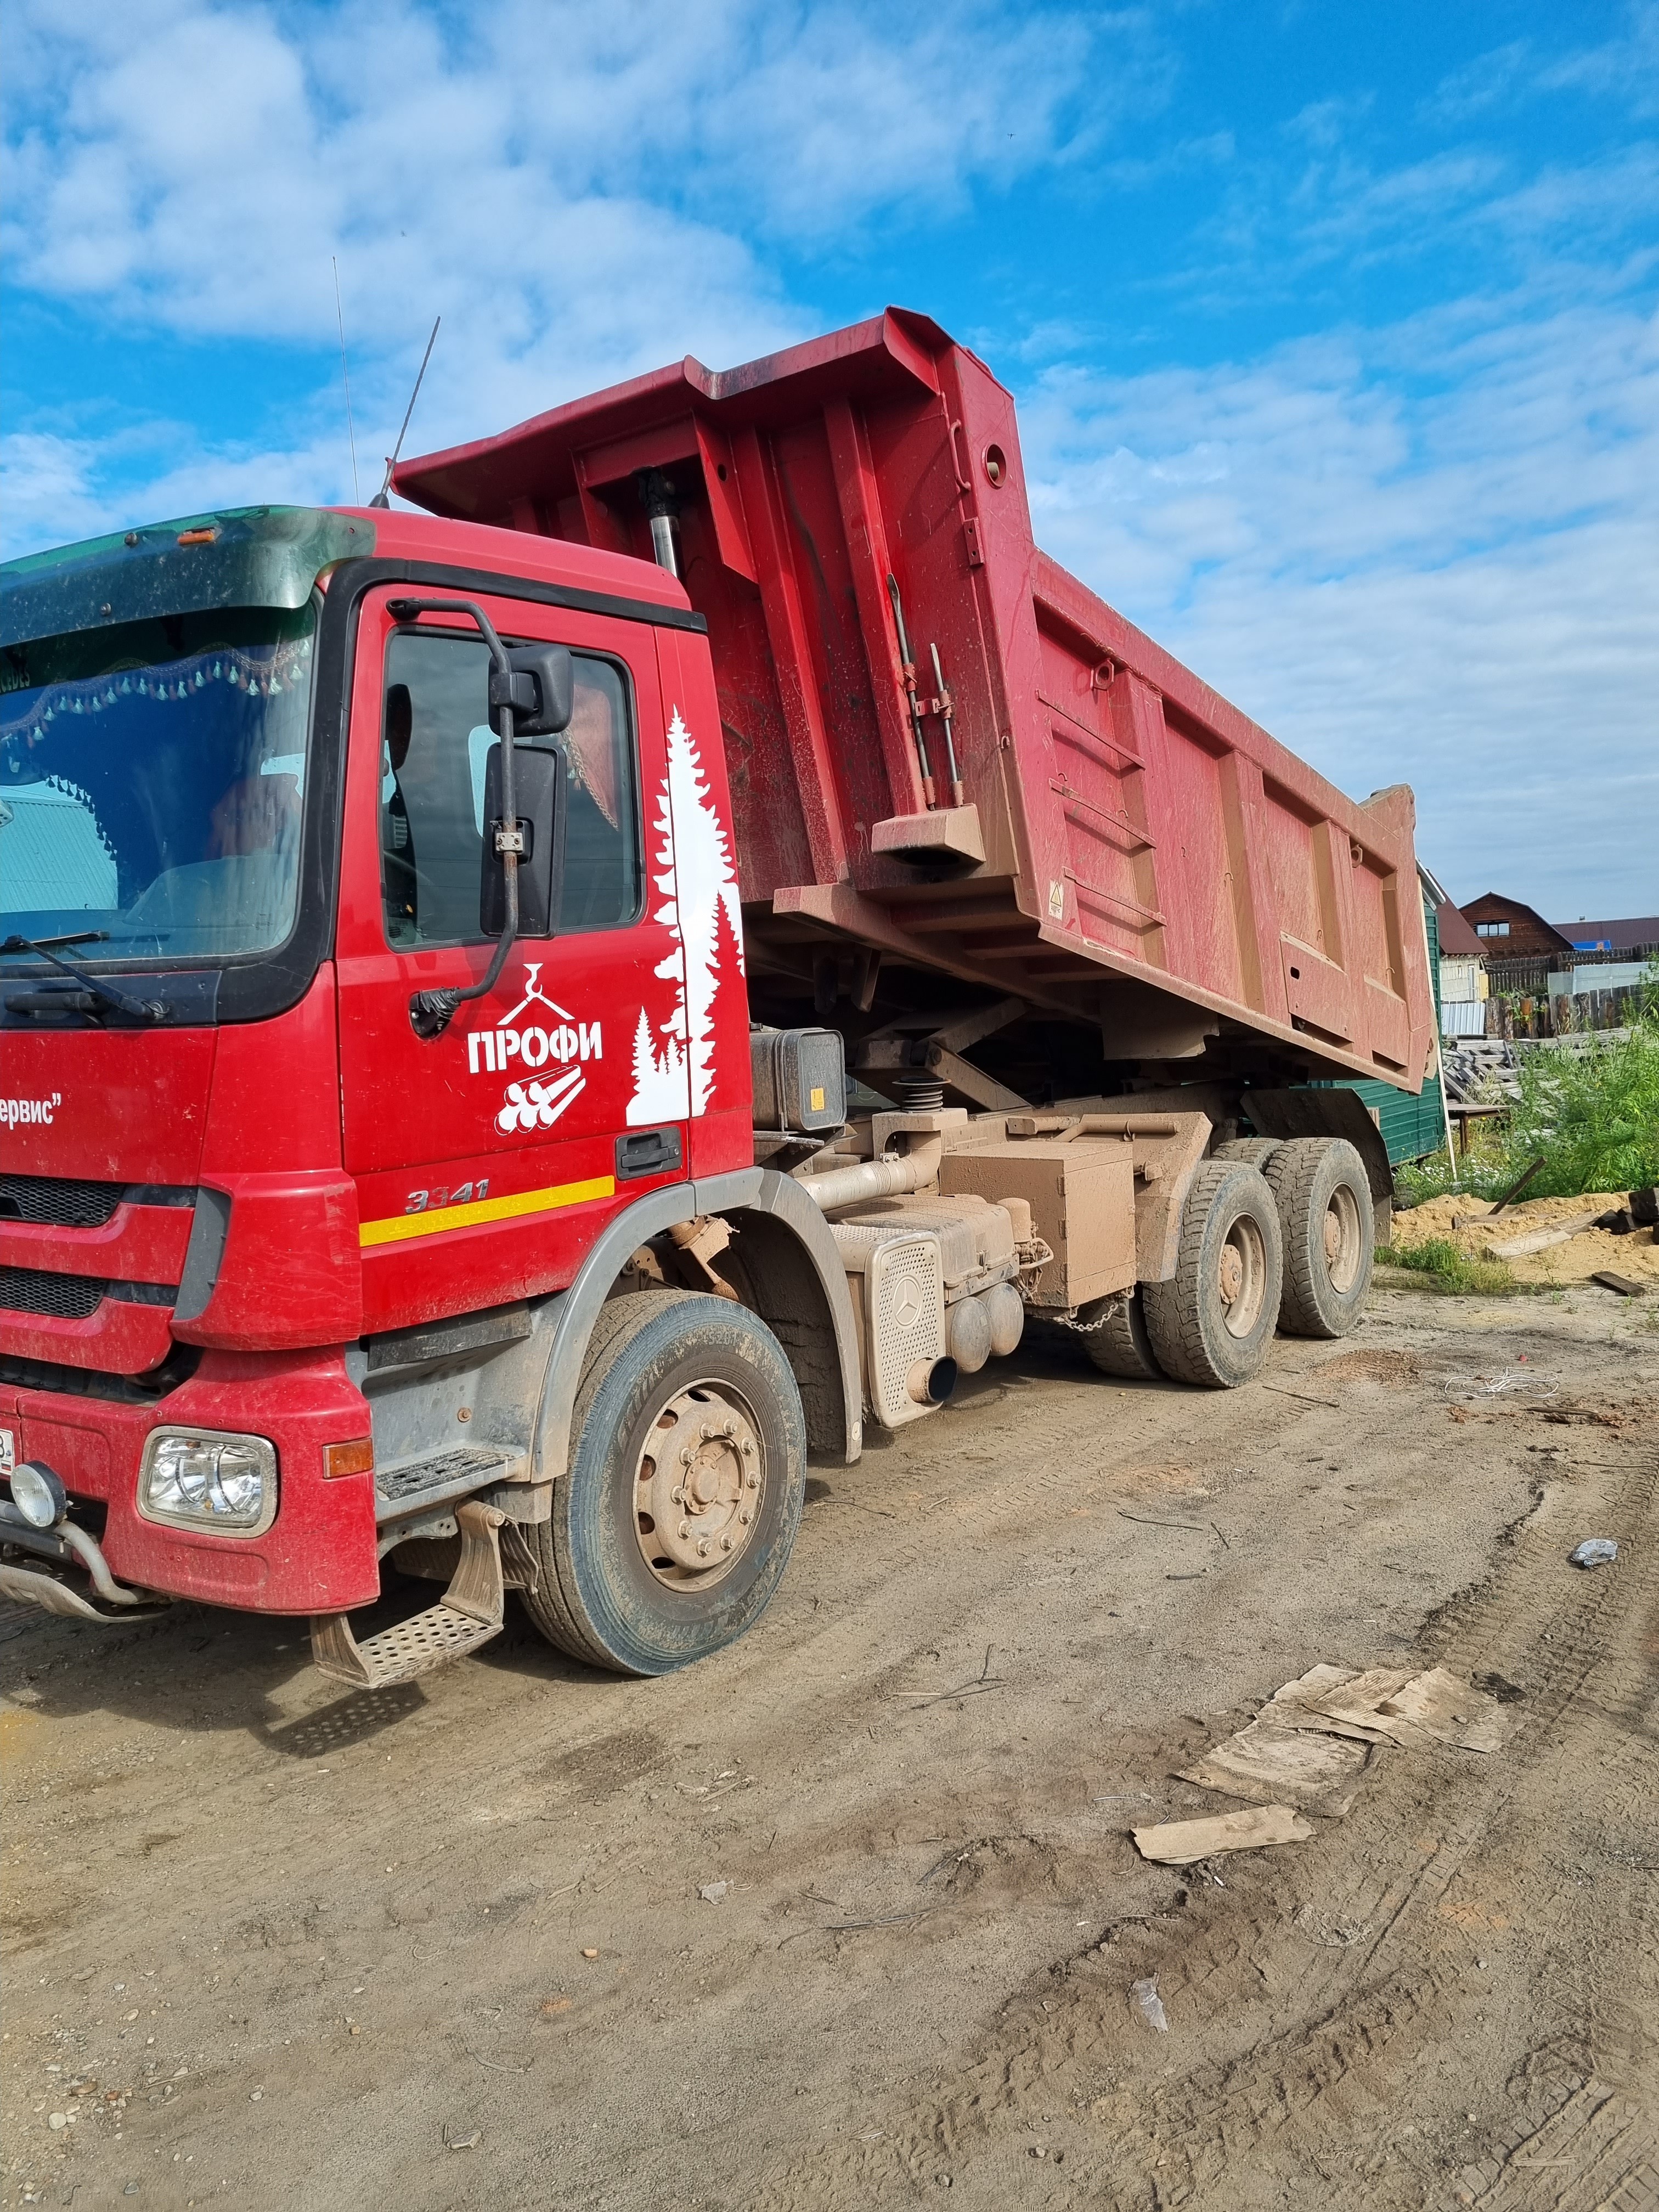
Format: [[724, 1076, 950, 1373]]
[[2, 933, 168, 1024], [9, 929, 110, 952]]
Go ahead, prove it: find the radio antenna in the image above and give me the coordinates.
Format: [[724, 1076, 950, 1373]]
[[332, 257, 360, 505], [371, 315, 442, 509]]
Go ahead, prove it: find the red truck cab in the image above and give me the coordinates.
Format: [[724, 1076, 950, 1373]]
[[2, 504, 859, 1677]]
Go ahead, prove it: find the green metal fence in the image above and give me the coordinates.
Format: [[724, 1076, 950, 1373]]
[[1316, 887, 1448, 1167]]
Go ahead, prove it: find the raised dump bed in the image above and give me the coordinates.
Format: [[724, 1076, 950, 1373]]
[[397, 307, 1433, 1106]]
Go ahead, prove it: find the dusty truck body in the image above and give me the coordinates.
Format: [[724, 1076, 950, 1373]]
[[0, 309, 1432, 1686]]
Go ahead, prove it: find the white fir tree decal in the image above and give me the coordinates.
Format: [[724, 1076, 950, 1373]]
[[626, 747, 691, 1125], [625, 708, 742, 1126]]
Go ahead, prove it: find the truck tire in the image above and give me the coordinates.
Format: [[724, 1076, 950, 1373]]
[[1082, 1288, 1162, 1380], [1263, 1138, 1373, 1339], [521, 1289, 806, 1675], [1211, 1137, 1282, 1167], [1143, 1162, 1283, 1388]]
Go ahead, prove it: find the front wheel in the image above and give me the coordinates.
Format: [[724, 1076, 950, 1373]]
[[1143, 1162, 1284, 1387], [522, 1290, 806, 1675]]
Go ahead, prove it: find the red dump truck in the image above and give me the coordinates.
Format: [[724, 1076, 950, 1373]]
[[1, 308, 1433, 1685]]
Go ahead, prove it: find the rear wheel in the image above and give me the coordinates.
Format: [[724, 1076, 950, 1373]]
[[1263, 1138, 1373, 1338], [522, 1289, 806, 1675], [1082, 1288, 1162, 1379], [1210, 1137, 1282, 1169], [1143, 1162, 1284, 1387]]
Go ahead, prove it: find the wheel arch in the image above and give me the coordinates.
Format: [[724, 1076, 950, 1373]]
[[530, 1168, 861, 1485], [1237, 1087, 1393, 1204]]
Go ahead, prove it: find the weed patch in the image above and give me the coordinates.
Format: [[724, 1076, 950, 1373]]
[[1378, 1238, 1517, 1295], [1402, 1005, 1659, 1206]]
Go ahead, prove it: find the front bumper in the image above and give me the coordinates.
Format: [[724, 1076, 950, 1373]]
[[0, 1510, 165, 1620], [3, 1347, 380, 1615]]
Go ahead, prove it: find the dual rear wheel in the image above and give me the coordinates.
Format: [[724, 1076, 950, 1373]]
[[1088, 1135, 1375, 1389]]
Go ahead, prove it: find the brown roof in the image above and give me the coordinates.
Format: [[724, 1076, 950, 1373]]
[[1549, 917, 1659, 952], [1462, 894, 1576, 955], [1435, 900, 1485, 958]]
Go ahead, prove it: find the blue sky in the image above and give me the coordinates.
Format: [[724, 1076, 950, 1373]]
[[4, 0, 1656, 915]]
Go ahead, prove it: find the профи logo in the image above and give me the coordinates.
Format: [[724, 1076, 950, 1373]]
[[465, 964, 602, 1135]]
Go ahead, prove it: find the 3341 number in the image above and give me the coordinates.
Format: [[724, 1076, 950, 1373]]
[[404, 1179, 490, 1216]]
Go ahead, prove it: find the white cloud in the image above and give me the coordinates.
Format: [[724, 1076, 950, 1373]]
[[1419, 6, 1659, 127], [1, 0, 1141, 527], [1, 0, 1115, 333], [1021, 298, 1659, 912], [0, 433, 113, 554]]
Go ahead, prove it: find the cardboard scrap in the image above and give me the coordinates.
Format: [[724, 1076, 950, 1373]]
[[1306, 1664, 1514, 1754], [1132, 1804, 1312, 1865], [1302, 1667, 1418, 1740], [1176, 1720, 1376, 1817], [1375, 1666, 1515, 1753], [1259, 1663, 1391, 1743]]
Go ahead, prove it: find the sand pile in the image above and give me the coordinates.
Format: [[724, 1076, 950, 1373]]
[[1390, 1190, 1659, 1286]]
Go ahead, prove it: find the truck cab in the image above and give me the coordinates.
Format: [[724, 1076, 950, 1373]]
[[1, 505, 867, 1679]]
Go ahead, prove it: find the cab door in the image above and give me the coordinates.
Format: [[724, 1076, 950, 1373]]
[[335, 583, 687, 1334]]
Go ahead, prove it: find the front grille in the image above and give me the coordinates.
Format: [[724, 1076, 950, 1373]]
[[0, 1269, 177, 1319], [0, 1174, 125, 1227], [0, 1267, 109, 1318]]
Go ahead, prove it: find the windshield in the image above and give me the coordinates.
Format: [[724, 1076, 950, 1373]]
[[0, 602, 316, 963]]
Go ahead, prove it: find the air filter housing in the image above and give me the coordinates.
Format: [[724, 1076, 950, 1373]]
[[828, 1222, 947, 1429]]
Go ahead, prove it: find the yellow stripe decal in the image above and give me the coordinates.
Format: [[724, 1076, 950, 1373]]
[[360, 1174, 616, 1248]]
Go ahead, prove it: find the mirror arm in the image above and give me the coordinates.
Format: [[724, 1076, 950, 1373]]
[[388, 596, 523, 1041]]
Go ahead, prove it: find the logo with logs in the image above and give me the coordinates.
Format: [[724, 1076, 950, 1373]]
[[464, 964, 603, 1135]]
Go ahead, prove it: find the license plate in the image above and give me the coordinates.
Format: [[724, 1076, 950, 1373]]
[[0, 1428, 14, 1477]]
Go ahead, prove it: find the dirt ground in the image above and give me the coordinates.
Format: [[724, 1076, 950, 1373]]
[[4, 1279, 1657, 2212], [1390, 1193, 1659, 1288]]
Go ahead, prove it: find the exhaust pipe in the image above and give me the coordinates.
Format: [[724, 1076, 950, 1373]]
[[908, 1357, 957, 1407]]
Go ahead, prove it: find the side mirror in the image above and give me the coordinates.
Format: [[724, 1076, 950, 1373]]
[[489, 644, 573, 737], [480, 741, 564, 937]]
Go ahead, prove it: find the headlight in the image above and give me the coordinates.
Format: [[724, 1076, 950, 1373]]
[[138, 1431, 278, 1536]]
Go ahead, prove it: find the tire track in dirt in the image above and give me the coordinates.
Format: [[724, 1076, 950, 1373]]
[[749, 1432, 1657, 2211]]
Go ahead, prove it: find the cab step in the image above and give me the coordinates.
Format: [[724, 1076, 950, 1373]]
[[374, 1442, 524, 1525], [310, 1499, 539, 1690]]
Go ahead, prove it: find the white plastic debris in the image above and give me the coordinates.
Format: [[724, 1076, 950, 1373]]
[[1570, 1537, 1618, 1568], [698, 1881, 729, 1904], [1130, 1977, 1169, 2033]]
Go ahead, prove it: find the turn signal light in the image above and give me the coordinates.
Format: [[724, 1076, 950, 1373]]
[[176, 526, 217, 546], [324, 1438, 375, 1480]]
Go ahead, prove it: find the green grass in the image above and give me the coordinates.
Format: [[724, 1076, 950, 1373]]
[[1400, 998, 1659, 1207], [1376, 1238, 1516, 1296]]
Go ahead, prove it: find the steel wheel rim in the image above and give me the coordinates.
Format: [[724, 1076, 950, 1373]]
[[1217, 1214, 1268, 1338], [1323, 1185, 1364, 1295], [633, 1379, 765, 1590]]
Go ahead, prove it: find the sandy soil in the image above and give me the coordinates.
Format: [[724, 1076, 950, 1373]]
[[3, 1283, 1656, 2211], [1392, 1192, 1659, 1285]]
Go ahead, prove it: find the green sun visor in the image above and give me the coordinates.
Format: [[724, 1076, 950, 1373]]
[[0, 506, 376, 650]]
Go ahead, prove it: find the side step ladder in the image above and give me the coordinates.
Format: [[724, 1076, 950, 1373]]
[[310, 1500, 540, 1690]]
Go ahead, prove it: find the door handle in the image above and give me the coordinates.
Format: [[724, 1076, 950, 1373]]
[[615, 1126, 684, 1182]]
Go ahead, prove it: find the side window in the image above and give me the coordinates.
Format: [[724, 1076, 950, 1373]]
[[379, 628, 642, 947]]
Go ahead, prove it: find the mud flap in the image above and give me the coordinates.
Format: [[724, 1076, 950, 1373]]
[[309, 1499, 540, 1689]]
